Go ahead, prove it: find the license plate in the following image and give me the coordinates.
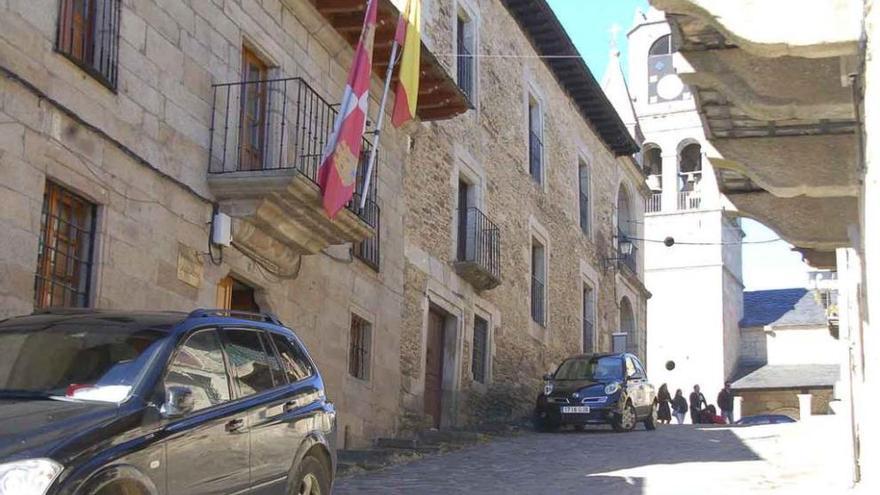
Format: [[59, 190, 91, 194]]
[[562, 406, 590, 414]]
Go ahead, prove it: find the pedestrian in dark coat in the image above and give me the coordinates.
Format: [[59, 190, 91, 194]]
[[689, 385, 707, 424], [656, 383, 672, 424], [717, 382, 735, 424], [672, 389, 688, 424]]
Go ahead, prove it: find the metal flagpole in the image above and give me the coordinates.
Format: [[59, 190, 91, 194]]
[[359, 36, 401, 211]]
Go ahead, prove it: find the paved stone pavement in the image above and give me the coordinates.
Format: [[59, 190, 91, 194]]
[[334, 417, 852, 494]]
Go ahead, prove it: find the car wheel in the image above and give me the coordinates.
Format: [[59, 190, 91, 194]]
[[644, 407, 657, 431], [612, 402, 638, 432], [289, 455, 330, 495]]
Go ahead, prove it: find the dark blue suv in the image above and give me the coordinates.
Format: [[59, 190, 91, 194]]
[[0, 309, 336, 495]]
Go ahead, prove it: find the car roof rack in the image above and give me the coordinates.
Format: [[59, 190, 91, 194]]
[[187, 309, 283, 326]]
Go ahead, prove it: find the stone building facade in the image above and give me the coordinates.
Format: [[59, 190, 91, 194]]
[[0, 0, 646, 447]]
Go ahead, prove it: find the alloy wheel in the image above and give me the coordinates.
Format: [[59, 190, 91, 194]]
[[621, 404, 636, 430], [298, 473, 322, 495]]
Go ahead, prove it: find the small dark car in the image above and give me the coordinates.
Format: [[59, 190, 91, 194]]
[[534, 353, 657, 432], [0, 309, 336, 495], [735, 414, 797, 426]]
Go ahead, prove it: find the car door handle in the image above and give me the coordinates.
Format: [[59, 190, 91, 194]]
[[225, 418, 245, 433]]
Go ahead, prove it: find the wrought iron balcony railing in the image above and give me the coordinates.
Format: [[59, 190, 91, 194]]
[[208, 77, 378, 226], [617, 229, 638, 274], [455, 207, 501, 289]]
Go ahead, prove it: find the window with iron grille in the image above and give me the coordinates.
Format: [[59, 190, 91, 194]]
[[530, 239, 546, 325], [56, 0, 121, 89], [582, 283, 595, 354], [348, 314, 372, 380], [472, 316, 489, 383], [353, 206, 380, 271], [456, 14, 475, 103], [578, 161, 591, 235], [34, 181, 97, 309], [528, 96, 543, 184]]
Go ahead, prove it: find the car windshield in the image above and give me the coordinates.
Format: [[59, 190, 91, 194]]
[[553, 356, 623, 381], [0, 317, 169, 403]]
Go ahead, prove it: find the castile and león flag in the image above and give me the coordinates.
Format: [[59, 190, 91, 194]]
[[319, 0, 421, 218]]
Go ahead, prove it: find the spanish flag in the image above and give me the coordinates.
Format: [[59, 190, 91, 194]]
[[391, 0, 421, 127]]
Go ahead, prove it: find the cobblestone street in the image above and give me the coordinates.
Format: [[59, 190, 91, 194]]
[[334, 418, 851, 494]]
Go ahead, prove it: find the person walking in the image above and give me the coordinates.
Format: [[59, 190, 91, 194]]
[[689, 385, 707, 424], [672, 389, 688, 425], [656, 384, 672, 425], [717, 382, 735, 424]]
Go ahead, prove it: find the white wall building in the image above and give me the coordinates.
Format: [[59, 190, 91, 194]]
[[603, 8, 744, 416]]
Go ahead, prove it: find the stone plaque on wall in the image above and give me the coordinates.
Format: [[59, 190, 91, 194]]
[[177, 244, 203, 288]]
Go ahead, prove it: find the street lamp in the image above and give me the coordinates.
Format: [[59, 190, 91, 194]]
[[602, 235, 635, 271]]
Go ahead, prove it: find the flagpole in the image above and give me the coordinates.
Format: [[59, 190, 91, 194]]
[[359, 37, 401, 211]]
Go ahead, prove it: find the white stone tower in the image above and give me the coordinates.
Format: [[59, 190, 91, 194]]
[[603, 8, 744, 415]]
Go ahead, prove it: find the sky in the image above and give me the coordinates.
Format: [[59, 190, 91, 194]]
[[547, 0, 813, 291]]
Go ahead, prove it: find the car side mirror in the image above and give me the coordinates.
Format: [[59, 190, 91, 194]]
[[543, 373, 553, 381], [162, 386, 195, 418]]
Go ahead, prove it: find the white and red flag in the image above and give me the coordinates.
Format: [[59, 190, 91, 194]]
[[318, 0, 378, 218]]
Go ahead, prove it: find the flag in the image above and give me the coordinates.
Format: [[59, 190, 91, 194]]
[[391, 0, 421, 127], [318, 0, 378, 219]]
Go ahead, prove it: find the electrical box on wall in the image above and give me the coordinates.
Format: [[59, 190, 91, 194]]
[[212, 213, 232, 247]]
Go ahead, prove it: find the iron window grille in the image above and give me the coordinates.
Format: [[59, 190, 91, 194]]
[[456, 207, 501, 280], [55, 0, 121, 90], [583, 286, 595, 354], [579, 191, 590, 234], [531, 275, 545, 325], [472, 316, 489, 383], [353, 202, 380, 271], [34, 181, 97, 309], [348, 314, 372, 380], [528, 130, 543, 184]]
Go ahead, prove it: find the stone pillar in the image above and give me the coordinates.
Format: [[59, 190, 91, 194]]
[[797, 393, 813, 421], [733, 395, 743, 423]]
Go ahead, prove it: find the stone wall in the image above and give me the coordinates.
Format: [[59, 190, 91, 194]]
[[398, 0, 649, 428], [0, 0, 647, 445], [740, 388, 834, 419]]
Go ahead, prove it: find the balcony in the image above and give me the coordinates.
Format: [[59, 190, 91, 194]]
[[678, 190, 701, 211], [454, 207, 501, 290], [646, 193, 662, 213], [207, 77, 378, 271], [310, 0, 470, 121]]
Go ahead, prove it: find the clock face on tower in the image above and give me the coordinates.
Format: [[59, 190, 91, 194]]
[[657, 74, 685, 100]]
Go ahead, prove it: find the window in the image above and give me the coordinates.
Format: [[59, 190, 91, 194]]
[[612, 333, 628, 353], [618, 296, 636, 353], [165, 330, 231, 412], [582, 283, 595, 354], [678, 142, 702, 210], [34, 181, 97, 310], [354, 206, 380, 270], [456, 13, 476, 102], [239, 47, 270, 171], [269, 333, 314, 382], [56, 0, 121, 89], [528, 95, 543, 184], [472, 316, 489, 383], [223, 329, 275, 396], [530, 239, 546, 325], [457, 179, 473, 260], [578, 161, 590, 235], [348, 314, 372, 380]]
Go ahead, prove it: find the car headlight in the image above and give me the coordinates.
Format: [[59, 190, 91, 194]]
[[543, 382, 554, 396], [0, 458, 63, 495], [604, 382, 621, 395]]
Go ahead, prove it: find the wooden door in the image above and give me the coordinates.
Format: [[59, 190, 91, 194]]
[[240, 47, 269, 171], [424, 309, 446, 428]]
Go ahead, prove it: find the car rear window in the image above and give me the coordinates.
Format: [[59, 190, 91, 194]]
[[269, 332, 314, 382]]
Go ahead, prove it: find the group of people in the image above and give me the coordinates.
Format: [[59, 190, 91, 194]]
[[654, 382, 735, 425]]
